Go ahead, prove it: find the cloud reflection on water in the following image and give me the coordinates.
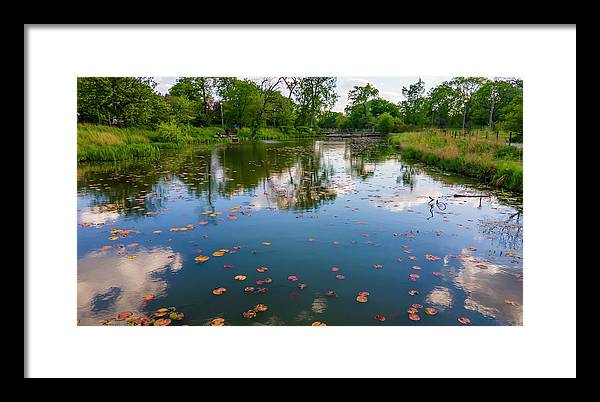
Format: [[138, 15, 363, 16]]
[[454, 250, 523, 325], [77, 247, 183, 324]]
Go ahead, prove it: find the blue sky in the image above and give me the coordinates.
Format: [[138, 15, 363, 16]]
[[154, 76, 456, 113]]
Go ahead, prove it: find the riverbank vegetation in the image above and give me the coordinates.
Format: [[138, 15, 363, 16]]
[[77, 77, 523, 189], [77, 76, 522, 137], [389, 132, 523, 192]]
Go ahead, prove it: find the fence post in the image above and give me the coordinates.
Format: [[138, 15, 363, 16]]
[[509, 131, 512, 146]]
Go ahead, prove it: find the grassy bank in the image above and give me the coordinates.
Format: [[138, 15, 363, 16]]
[[78, 124, 322, 162], [388, 132, 523, 192]]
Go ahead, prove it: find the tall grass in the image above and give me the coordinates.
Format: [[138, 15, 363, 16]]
[[388, 132, 523, 192], [78, 123, 229, 161], [78, 123, 322, 162]]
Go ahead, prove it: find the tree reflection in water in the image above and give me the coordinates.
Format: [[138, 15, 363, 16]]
[[77, 140, 398, 217]]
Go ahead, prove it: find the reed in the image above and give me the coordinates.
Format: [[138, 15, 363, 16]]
[[388, 132, 523, 192]]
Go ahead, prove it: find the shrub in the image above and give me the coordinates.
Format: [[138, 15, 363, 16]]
[[377, 113, 395, 134]]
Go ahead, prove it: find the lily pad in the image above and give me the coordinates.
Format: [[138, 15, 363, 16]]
[[356, 295, 368, 303], [116, 311, 133, 321], [154, 318, 171, 326], [424, 307, 438, 316], [212, 287, 227, 295]]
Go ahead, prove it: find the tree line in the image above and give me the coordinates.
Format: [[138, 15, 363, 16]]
[[77, 76, 523, 135]]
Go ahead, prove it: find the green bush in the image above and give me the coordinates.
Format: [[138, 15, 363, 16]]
[[377, 113, 395, 134]]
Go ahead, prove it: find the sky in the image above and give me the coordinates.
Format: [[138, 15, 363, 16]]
[[153, 76, 455, 113]]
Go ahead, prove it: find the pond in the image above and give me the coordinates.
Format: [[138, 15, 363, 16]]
[[77, 139, 523, 326]]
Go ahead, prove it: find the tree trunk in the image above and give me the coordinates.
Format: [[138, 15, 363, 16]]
[[488, 80, 496, 130]]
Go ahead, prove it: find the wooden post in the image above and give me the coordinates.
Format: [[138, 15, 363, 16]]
[[509, 131, 512, 146]]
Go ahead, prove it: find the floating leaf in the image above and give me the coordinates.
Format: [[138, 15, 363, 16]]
[[311, 321, 327, 326], [212, 251, 225, 257], [287, 275, 299, 282], [408, 273, 420, 281], [358, 291, 370, 297], [194, 255, 210, 263], [142, 294, 155, 302], [210, 318, 225, 326], [356, 295, 368, 303], [408, 290, 419, 296], [425, 254, 441, 261], [212, 287, 227, 295], [465, 247, 478, 251], [244, 286, 256, 293], [412, 266, 422, 270], [335, 274, 345, 280], [424, 307, 438, 316], [154, 318, 171, 326], [331, 267, 340, 272], [97, 245, 113, 251], [254, 304, 268, 312], [374, 315, 386, 322], [458, 317, 471, 325], [108, 236, 119, 241], [373, 264, 383, 269], [169, 312, 184, 320], [262, 242, 272, 246], [412, 304, 423, 309], [325, 290, 337, 297], [257, 267, 269, 273], [432, 271, 442, 276], [242, 310, 257, 319], [407, 307, 418, 314], [408, 314, 421, 321], [116, 311, 133, 321], [234, 275, 247, 281], [298, 283, 307, 289]]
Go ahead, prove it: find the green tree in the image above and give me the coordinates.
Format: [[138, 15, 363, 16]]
[[376, 113, 395, 134], [346, 83, 379, 128], [169, 77, 214, 126], [400, 78, 427, 126], [167, 95, 196, 125], [77, 77, 165, 128], [447, 77, 487, 132], [369, 98, 400, 118], [216, 78, 263, 129], [293, 77, 338, 129]]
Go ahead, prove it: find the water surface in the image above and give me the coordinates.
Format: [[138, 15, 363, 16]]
[[77, 140, 523, 326]]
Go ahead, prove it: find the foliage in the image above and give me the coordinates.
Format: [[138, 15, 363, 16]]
[[389, 132, 522, 192], [376, 113, 395, 134]]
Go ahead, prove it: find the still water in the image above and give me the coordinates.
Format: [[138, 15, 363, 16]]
[[77, 140, 523, 326]]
